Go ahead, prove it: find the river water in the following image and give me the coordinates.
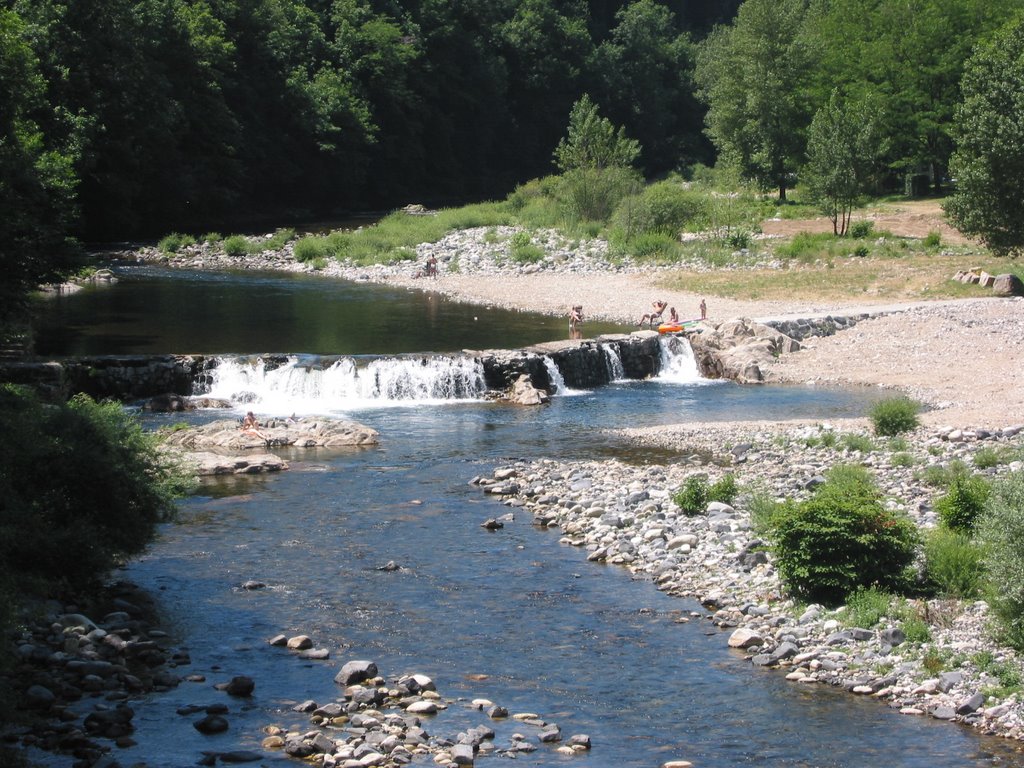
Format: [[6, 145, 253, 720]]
[[30, 267, 1024, 767]]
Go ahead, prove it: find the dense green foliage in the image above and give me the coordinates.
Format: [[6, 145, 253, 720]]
[[869, 396, 920, 436], [946, 13, 1024, 256], [936, 474, 991, 534], [0, 386, 188, 598], [673, 473, 738, 516], [978, 472, 1024, 649], [923, 527, 986, 599], [765, 465, 919, 605]]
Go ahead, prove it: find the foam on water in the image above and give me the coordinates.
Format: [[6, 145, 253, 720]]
[[656, 336, 705, 384]]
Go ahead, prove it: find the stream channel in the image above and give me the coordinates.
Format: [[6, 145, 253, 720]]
[[30, 266, 1024, 767]]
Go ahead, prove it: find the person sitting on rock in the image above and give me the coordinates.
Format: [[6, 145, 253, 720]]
[[667, 307, 679, 325], [241, 411, 268, 442], [638, 300, 667, 327]]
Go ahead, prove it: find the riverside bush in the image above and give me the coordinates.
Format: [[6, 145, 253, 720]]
[[844, 587, 892, 628], [0, 386, 188, 595], [673, 474, 739, 516], [294, 237, 328, 263], [978, 472, 1024, 650], [923, 527, 986, 598], [767, 465, 919, 604], [223, 234, 254, 256], [869, 396, 920, 436], [158, 232, 195, 254], [936, 474, 990, 533], [611, 180, 708, 237]]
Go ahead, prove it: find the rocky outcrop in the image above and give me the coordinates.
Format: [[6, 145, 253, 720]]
[[187, 451, 289, 475], [688, 318, 800, 384], [161, 417, 379, 451], [507, 374, 550, 406]]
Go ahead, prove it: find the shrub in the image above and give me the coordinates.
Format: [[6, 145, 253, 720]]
[[294, 237, 328, 263], [923, 230, 942, 248], [611, 180, 708, 237], [709, 473, 739, 505], [555, 166, 640, 223], [0, 386, 188, 596], [935, 473, 990, 533], [766, 465, 919, 604], [923, 527, 986, 598], [919, 460, 969, 488], [974, 446, 1009, 469], [900, 613, 932, 644], [158, 232, 196, 254], [869, 396, 920, 436], [201, 232, 222, 244], [849, 220, 875, 238], [845, 587, 893, 628], [748, 492, 785, 535], [223, 234, 254, 257], [674, 476, 709, 516], [979, 472, 1024, 649], [621, 231, 682, 261]]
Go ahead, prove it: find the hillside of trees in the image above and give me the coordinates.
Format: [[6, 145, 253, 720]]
[[3, 0, 1024, 319]]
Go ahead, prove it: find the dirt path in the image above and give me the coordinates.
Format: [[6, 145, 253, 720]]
[[760, 199, 973, 244]]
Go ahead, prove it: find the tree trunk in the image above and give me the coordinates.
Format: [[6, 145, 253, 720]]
[[779, 182, 787, 201]]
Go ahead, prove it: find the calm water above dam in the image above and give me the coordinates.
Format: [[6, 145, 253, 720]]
[[29, 267, 1024, 767]]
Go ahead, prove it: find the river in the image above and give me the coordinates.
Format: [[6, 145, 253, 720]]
[[28, 266, 1024, 767]]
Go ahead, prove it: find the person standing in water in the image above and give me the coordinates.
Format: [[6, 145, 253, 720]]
[[569, 305, 584, 339]]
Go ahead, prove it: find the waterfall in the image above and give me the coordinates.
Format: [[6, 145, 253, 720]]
[[657, 336, 702, 383], [541, 356, 567, 395], [600, 343, 626, 382], [198, 354, 487, 413]]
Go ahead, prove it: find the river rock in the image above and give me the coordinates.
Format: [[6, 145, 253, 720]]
[[162, 417, 379, 451], [508, 374, 550, 406], [188, 451, 288, 475], [334, 660, 378, 686], [993, 273, 1024, 296], [728, 627, 764, 649], [225, 675, 255, 696], [287, 635, 313, 650], [194, 714, 229, 734]]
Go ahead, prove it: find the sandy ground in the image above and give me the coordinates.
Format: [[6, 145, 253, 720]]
[[380, 269, 1024, 431]]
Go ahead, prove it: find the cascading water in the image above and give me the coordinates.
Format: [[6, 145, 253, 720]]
[[541, 355, 588, 396], [198, 354, 487, 413], [600, 343, 626, 382], [657, 336, 703, 383]]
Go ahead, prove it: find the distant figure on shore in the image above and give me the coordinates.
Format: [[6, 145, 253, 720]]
[[699, 299, 707, 320], [638, 300, 667, 328], [667, 306, 679, 325], [241, 411, 268, 441], [569, 304, 584, 339], [425, 254, 438, 277]]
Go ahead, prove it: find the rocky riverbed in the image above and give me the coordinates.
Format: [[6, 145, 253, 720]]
[[471, 419, 1024, 745]]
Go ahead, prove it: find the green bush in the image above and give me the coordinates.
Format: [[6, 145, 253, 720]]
[[923, 527, 986, 598], [923, 230, 942, 248], [201, 232, 222, 244], [891, 452, 915, 467], [979, 472, 1024, 649], [869, 396, 920, 436], [849, 220, 875, 238], [223, 234, 254, 257], [844, 587, 893, 628], [611, 180, 708, 237], [674, 476, 709, 516], [919, 460, 970, 488], [766, 465, 919, 604], [294, 237, 328, 263], [936, 474, 990, 533], [0, 386, 188, 595], [555, 166, 640, 223], [709, 473, 739, 505], [158, 232, 196, 254], [618, 231, 682, 261], [974, 446, 1010, 469], [900, 613, 932, 643]]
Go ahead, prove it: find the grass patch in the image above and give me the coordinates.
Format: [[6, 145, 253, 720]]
[[839, 433, 876, 453], [262, 228, 296, 251], [222, 234, 256, 257], [158, 232, 196, 254], [845, 587, 893, 628]]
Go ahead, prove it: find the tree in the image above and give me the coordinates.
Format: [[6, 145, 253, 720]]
[[694, 0, 812, 200], [0, 7, 79, 326], [945, 14, 1024, 257], [554, 94, 640, 172], [590, 0, 707, 174], [802, 91, 885, 235], [553, 94, 641, 222]]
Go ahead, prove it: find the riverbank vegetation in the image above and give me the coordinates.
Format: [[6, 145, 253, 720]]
[[6, 0, 1024, 336], [0, 386, 191, 695]]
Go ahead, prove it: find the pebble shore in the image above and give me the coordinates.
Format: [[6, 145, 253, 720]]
[[473, 420, 1024, 745]]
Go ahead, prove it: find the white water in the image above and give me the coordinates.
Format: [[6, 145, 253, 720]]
[[600, 343, 626, 382], [656, 336, 704, 384], [199, 355, 487, 414], [542, 356, 588, 396]]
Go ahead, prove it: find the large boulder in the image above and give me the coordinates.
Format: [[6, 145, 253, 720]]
[[993, 273, 1024, 297], [161, 416, 379, 451], [507, 374, 550, 406], [689, 318, 800, 383]]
